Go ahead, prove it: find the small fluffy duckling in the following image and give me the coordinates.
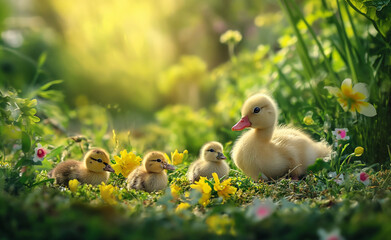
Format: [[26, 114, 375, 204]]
[[187, 141, 229, 182], [49, 148, 115, 186], [231, 93, 331, 181], [126, 151, 175, 192]]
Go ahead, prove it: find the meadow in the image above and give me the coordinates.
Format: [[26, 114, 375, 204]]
[[1, 0, 391, 239]]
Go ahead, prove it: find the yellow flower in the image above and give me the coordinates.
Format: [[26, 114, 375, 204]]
[[99, 182, 118, 205], [354, 146, 364, 157], [190, 177, 212, 207], [303, 116, 314, 125], [175, 202, 191, 213], [170, 183, 181, 199], [220, 30, 242, 44], [68, 179, 79, 193], [206, 215, 236, 236], [184, 191, 190, 198], [325, 78, 376, 117], [212, 173, 237, 201], [165, 149, 188, 165], [112, 149, 142, 177]]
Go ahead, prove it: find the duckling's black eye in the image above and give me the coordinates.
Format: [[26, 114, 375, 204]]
[[97, 158, 102, 163], [156, 159, 162, 162], [253, 107, 261, 113], [208, 149, 215, 152]]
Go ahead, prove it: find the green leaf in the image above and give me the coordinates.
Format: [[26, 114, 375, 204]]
[[38, 52, 47, 68], [29, 115, 40, 123], [347, 0, 391, 41], [30, 178, 54, 187], [15, 156, 32, 168], [45, 145, 64, 159], [39, 80, 63, 91], [21, 131, 31, 153], [307, 158, 331, 173]]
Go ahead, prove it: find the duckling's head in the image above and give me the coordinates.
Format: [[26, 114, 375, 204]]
[[232, 93, 277, 131], [201, 141, 226, 162], [84, 148, 115, 173], [143, 151, 175, 173]]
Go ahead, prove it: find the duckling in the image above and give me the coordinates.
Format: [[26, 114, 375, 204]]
[[126, 151, 175, 192], [231, 93, 331, 181], [187, 141, 229, 182], [48, 148, 115, 186]]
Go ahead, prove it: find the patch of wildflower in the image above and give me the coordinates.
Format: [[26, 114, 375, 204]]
[[0, 161, 10, 168], [165, 149, 188, 165], [212, 173, 237, 201], [328, 172, 344, 185], [220, 30, 242, 44], [112, 150, 142, 177], [175, 202, 191, 213], [220, 30, 242, 58], [325, 78, 376, 117], [357, 172, 370, 186], [99, 182, 119, 205], [318, 228, 345, 240], [303, 115, 314, 125], [246, 198, 276, 221], [206, 214, 236, 236], [68, 179, 80, 193], [33, 143, 47, 162], [190, 177, 212, 207], [332, 128, 350, 141], [170, 183, 181, 199]]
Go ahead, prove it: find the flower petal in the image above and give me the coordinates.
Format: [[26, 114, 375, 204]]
[[324, 86, 341, 96], [341, 78, 353, 95], [353, 83, 369, 100], [357, 102, 377, 117]]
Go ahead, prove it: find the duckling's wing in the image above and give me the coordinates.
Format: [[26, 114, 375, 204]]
[[127, 168, 147, 190], [52, 160, 81, 186], [187, 160, 202, 183]]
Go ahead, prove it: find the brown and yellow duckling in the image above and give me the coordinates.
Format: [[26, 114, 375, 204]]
[[48, 148, 115, 186], [187, 141, 229, 182], [126, 151, 175, 192]]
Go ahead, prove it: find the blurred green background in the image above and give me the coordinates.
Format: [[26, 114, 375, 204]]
[[0, 0, 274, 111]]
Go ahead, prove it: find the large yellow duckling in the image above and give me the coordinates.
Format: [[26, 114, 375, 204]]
[[49, 148, 115, 186], [187, 141, 229, 182], [126, 151, 175, 192], [231, 93, 331, 181]]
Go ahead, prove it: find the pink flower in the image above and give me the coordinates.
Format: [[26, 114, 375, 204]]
[[247, 198, 276, 221], [318, 228, 344, 240], [256, 205, 272, 219], [33, 143, 47, 162], [331, 128, 350, 141], [357, 172, 370, 186]]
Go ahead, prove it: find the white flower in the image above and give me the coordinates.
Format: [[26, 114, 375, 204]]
[[33, 143, 47, 162], [357, 172, 370, 186], [328, 172, 344, 185]]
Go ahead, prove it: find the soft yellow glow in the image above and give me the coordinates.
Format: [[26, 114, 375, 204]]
[[48, 0, 180, 109]]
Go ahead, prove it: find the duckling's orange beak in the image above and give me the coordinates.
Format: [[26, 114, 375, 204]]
[[232, 116, 251, 131]]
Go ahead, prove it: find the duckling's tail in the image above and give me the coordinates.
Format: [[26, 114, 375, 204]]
[[315, 141, 332, 159]]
